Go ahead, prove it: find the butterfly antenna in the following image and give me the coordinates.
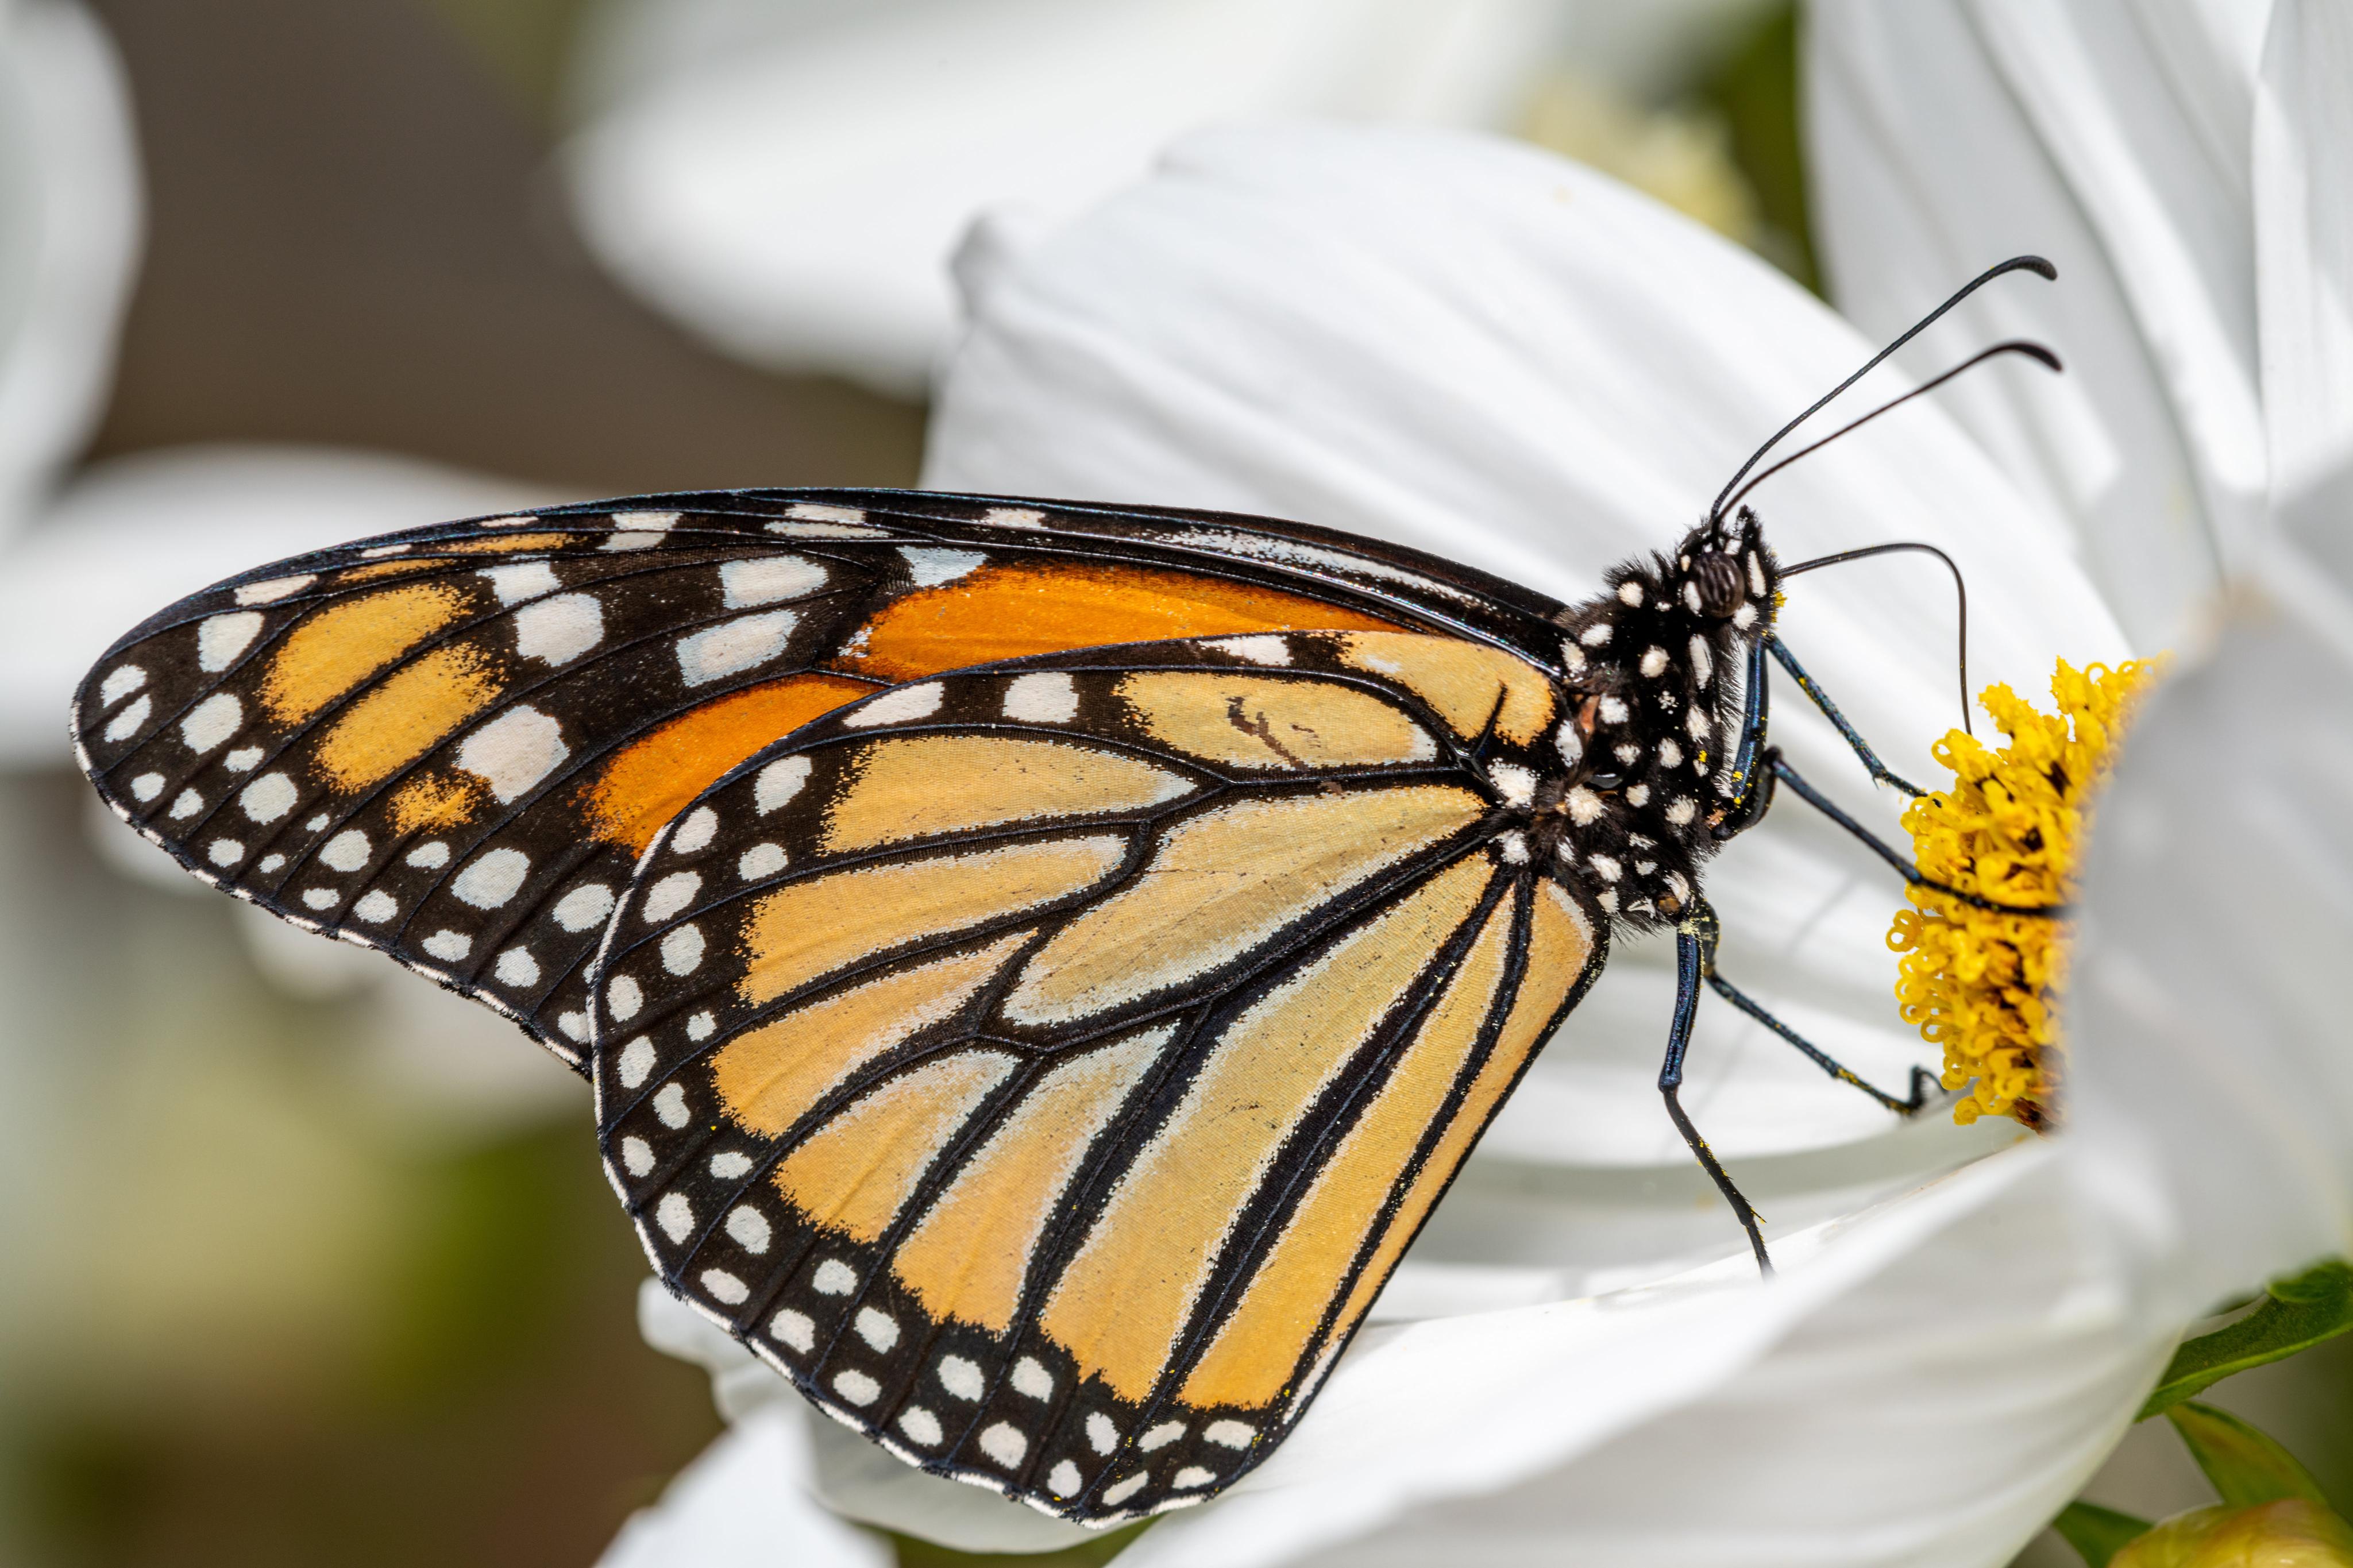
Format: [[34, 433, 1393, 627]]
[[1781, 541, 1975, 735], [1754, 339, 2065, 738], [1722, 341, 2063, 516], [1708, 255, 2056, 523]]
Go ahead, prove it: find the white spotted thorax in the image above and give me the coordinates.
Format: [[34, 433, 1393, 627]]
[[1527, 508, 1779, 927]]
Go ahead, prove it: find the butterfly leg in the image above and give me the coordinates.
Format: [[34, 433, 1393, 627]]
[[1684, 899, 1938, 1114], [1766, 636, 1928, 797], [1769, 755, 2064, 917], [1663, 909, 1772, 1274]]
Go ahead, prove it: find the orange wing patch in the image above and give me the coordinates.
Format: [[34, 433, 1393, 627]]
[[583, 673, 878, 850], [259, 582, 473, 724], [837, 562, 1398, 684]]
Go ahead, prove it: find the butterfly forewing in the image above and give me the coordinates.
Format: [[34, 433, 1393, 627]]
[[72, 492, 1564, 1068], [589, 633, 1605, 1523]]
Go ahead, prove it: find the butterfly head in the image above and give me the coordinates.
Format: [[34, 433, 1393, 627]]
[[1530, 507, 1780, 928]]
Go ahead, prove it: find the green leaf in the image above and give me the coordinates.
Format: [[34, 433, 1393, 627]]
[[2166, 1403, 2331, 1509], [2140, 1260, 2353, 1420], [2053, 1501, 2155, 1567]]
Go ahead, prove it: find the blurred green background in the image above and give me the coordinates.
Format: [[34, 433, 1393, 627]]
[[2, 3, 2343, 1566]]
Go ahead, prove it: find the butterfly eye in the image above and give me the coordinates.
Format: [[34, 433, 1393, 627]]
[[1584, 771, 1625, 791], [1692, 554, 1745, 616]]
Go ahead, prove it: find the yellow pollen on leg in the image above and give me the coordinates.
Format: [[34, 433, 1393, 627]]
[[1887, 656, 2163, 1130]]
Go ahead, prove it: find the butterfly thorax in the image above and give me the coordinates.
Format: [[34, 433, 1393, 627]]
[[1514, 508, 1780, 931]]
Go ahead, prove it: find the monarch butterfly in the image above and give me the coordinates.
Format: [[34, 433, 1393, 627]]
[[71, 259, 2058, 1526]]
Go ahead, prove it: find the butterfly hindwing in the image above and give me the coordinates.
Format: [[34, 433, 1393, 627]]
[[589, 632, 1606, 1523], [72, 492, 1571, 1069]]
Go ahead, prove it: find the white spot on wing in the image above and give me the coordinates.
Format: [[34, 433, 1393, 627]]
[[198, 613, 264, 671], [936, 1354, 982, 1399], [898, 546, 985, 586], [607, 975, 642, 1019], [421, 930, 470, 961], [814, 1258, 858, 1296], [834, 1370, 881, 1406], [845, 682, 943, 727], [1048, 1460, 1081, 1496], [1102, 1473, 1147, 1505], [512, 594, 603, 665], [1205, 635, 1290, 666], [1140, 1421, 1184, 1452], [978, 1423, 1027, 1467], [612, 511, 681, 531], [103, 695, 152, 741], [653, 1083, 688, 1126], [209, 839, 242, 866], [320, 830, 371, 871], [643, 870, 701, 922], [406, 841, 450, 868], [1086, 1413, 1118, 1454], [225, 747, 262, 772], [899, 1407, 943, 1445], [1002, 673, 1078, 723], [100, 665, 146, 704], [551, 882, 614, 931], [661, 925, 705, 974], [494, 947, 539, 986], [130, 773, 163, 801], [620, 1136, 653, 1176], [241, 773, 297, 822], [180, 693, 243, 753], [456, 706, 568, 802], [755, 756, 811, 812], [981, 507, 1046, 530], [655, 1192, 693, 1242], [722, 555, 828, 607], [727, 1207, 772, 1254], [616, 1036, 656, 1088], [480, 562, 558, 604], [354, 890, 398, 922], [1172, 1466, 1216, 1489], [701, 1270, 749, 1306], [738, 843, 785, 879], [855, 1307, 898, 1351], [670, 806, 718, 853], [677, 610, 799, 686], [1010, 1357, 1053, 1400], [1488, 762, 1535, 806], [235, 574, 314, 605], [772, 1309, 815, 1351], [453, 847, 531, 907]]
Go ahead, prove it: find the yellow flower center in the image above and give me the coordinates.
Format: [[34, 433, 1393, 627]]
[[1887, 656, 2164, 1129]]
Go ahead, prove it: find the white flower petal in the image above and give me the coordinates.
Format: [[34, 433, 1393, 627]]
[[928, 125, 2127, 1161], [1122, 1144, 2167, 1568], [1807, 0, 2266, 650], [2072, 557, 2353, 1323], [598, 1404, 890, 1568], [564, 0, 1573, 395], [2254, 0, 2353, 590]]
